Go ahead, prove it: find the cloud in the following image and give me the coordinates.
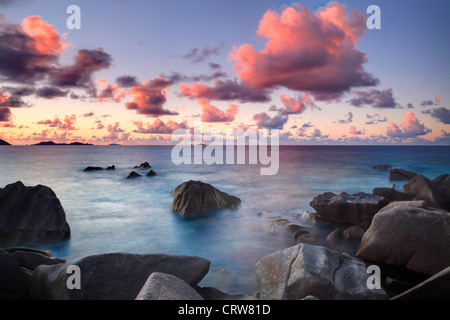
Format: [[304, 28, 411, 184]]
[[36, 114, 77, 130], [230, 2, 378, 101], [422, 107, 450, 124], [116, 75, 139, 87], [0, 15, 63, 83], [49, 48, 112, 87], [274, 93, 316, 115], [302, 122, 314, 128], [35, 86, 68, 99], [179, 79, 270, 103], [103, 122, 127, 141], [83, 112, 94, 117], [125, 76, 178, 117], [365, 113, 387, 125], [0, 107, 12, 121], [420, 97, 439, 107], [133, 119, 188, 134], [197, 98, 239, 122], [0, 91, 32, 108], [349, 125, 364, 135], [337, 112, 353, 124], [94, 77, 126, 103], [183, 44, 224, 63], [349, 88, 397, 108], [387, 112, 431, 138], [253, 112, 288, 130]]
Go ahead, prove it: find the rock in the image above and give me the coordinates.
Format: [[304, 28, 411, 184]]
[[0, 181, 71, 246], [403, 174, 450, 211], [146, 169, 157, 176], [390, 266, 450, 300], [171, 180, 241, 216], [27, 253, 211, 300], [342, 225, 366, 240], [3, 247, 52, 257], [372, 187, 414, 202], [378, 200, 428, 213], [254, 243, 388, 300], [136, 272, 204, 300], [106, 165, 115, 170], [388, 168, 417, 180], [309, 191, 388, 227], [373, 164, 392, 170], [12, 250, 66, 270], [356, 206, 450, 276], [0, 249, 32, 300], [326, 228, 342, 242], [126, 171, 141, 179], [83, 166, 103, 171], [134, 162, 151, 169]]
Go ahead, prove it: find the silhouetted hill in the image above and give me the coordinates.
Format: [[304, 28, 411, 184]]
[[32, 141, 94, 146], [0, 139, 11, 145]]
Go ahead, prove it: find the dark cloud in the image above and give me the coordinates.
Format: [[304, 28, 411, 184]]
[[35, 86, 68, 99], [337, 112, 353, 124], [422, 107, 450, 124], [179, 79, 271, 103], [420, 100, 434, 107], [183, 44, 224, 63], [253, 112, 288, 130], [116, 75, 139, 87], [365, 113, 387, 125], [0, 107, 12, 121], [302, 122, 314, 128], [349, 88, 398, 109], [49, 48, 112, 87]]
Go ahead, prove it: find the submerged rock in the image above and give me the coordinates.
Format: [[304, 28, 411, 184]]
[[83, 166, 103, 171], [106, 165, 115, 170], [254, 243, 388, 300], [309, 191, 388, 227], [373, 164, 392, 170], [146, 169, 157, 176], [356, 205, 450, 276], [0, 181, 70, 245], [170, 180, 241, 216]]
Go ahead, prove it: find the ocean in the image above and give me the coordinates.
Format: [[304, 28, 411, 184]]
[[1, 145, 449, 295]]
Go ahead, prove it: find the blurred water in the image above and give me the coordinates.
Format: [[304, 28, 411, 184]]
[[0, 145, 449, 294]]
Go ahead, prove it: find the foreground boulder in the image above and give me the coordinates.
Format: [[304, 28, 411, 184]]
[[136, 272, 204, 300], [403, 174, 450, 211], [356, 205, 450, 276], [309, 191, 388, 227], [0, 181, 71, 245], [27, 252, 211, 300], [254, 243, 388, 300], [0, 249, 32, 300], [171, 180, 241, 216]]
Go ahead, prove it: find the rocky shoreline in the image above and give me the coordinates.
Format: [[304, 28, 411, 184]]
[[0, 165, 449, 300]]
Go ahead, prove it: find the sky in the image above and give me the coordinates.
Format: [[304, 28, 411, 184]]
[[0, 0, 449, 145]]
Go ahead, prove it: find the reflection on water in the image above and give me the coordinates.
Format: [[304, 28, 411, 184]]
[[0, 145, 449, 294]]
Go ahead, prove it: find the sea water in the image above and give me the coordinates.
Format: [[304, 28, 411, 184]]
[[1, 145, 449, 294]]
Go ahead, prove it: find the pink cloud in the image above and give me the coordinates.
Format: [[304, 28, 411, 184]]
[[197, 98, 239, 122], [36, 114, 77, 130], [387, 112, 431, 138], [125, 76, 178, 117], [22, 15, 67, 56], [229, 2, 377, 101]]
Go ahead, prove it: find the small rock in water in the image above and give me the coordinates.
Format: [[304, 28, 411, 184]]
[[84, 166, 103, 171], [134, 162, 151, 169], [126, 171, 141, 179], [146, 170, 157, 176], [106, 165, 115, 170]]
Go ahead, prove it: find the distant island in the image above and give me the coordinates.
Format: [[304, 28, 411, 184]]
[[0, 139, 11, 145], [32, 141, 94, 146]]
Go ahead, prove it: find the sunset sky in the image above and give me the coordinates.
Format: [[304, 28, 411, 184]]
[[0, 0, 449, 145]]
